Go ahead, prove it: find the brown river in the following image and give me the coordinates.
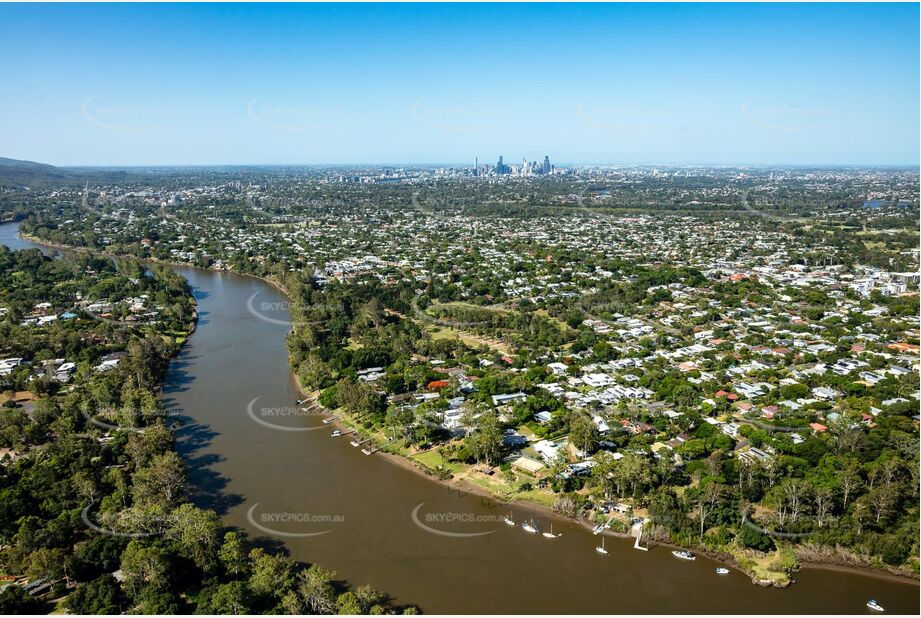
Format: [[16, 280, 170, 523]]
[[3, 222, 918, 614]]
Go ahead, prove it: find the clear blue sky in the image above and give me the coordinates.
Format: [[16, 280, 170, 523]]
[[1, 2, 918, 166]]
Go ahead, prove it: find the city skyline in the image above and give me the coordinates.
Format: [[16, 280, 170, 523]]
[[1, 3, 918, 166]]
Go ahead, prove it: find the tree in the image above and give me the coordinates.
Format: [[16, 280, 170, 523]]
[[26, 547, 66, 581], [132, 451, 185, 507], [697, 482, 724, 539], [568, 411, 599, 454], [838, 463, 863, 511], [298, 354, 331, 391], [812, 484, 835, 527], [218, 531, 249, 577], [354, 584, 385, 613], [737, 522, 775, 552], [852, 495, 871, 534], [761, 457, 778, 488], [166, 503, 222, 571], [868, 486, 897, 525], [120, 541, 171, 599], [336, 591, 363, 615], [65, 574, 124, 614], [780, 478, 809, 524], [336, 379, 382, 420], [613, 453, 653, 499], [384, 405, 414, 442], [591, 451, 618, 500], [135, 587, 180, 614], [125, 423, 173, 467], [73, 470, 99, 505], [293, 565, 337, 614], [67, 535, 126, 583], [196, 581, 251, 615], [880, 458, 902, 488], [0, 585, 46, 614], [247, 548, 295, 600], [464, 412, 503, 467]]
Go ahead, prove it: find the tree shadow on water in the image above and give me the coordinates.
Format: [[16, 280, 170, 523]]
[[161, 355, 200, 395], [169, 409, 243, 516], [181, 450, 244, 515]]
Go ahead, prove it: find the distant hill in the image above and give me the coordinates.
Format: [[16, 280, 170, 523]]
[[0, 157, 62, 172], [0, 156, 81, 185]]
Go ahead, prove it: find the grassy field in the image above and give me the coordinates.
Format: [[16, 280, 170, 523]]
[[732, 546, 796, 586], [427, 324, 512, 355]]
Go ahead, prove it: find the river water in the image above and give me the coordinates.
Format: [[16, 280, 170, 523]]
[[2, 222, 918, 614]]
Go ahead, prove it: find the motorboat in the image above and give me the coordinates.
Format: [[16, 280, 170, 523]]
[[866, 600, 885, 612]]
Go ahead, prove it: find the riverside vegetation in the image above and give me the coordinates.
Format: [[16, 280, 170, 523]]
[[0, 244, 417, 614], [11, 166, 921, 588]]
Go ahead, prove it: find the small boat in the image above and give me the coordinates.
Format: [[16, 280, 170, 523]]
[[595, 538, 608, 555], [672, 550, 695, 561], [592, 523, 606, 535], [715, 568, 730, 575], [522, 520, 538, 534], [866, 600, 884, 612], [330, 430, 341, 437], [542, 524, 561, 539], [503, 513, 515, 527]]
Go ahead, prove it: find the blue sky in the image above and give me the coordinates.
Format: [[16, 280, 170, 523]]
[[1, 2, 918, 166]]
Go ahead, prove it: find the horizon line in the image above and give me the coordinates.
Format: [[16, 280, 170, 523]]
[[20, 160, 921, 170]]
